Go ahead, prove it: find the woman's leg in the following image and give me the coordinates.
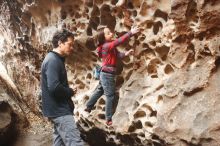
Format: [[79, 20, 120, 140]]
[[86, 81, 104, 110], [100, 72, 116, 122]]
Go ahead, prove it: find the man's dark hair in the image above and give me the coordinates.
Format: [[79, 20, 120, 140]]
[[52, 29, 75, 48]]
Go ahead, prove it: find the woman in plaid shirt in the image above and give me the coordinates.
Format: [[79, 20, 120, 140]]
[[85, 26, 140, 125]]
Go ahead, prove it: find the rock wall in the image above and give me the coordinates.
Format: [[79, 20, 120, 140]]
[[0, 0, 220, 146]]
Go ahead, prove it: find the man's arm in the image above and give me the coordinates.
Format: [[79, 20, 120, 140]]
[[46, 60, 73, 99]]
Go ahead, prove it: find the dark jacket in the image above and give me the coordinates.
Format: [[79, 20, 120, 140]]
[[41, 51, 74, 117]]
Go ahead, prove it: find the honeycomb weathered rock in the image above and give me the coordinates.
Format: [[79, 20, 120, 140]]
[[1, 0, 220, 145]]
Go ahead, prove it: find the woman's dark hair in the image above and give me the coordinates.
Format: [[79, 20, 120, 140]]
[[96, 27, 106, 46], [52, 29, 75, 48]]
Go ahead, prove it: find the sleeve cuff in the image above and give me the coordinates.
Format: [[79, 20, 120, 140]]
[[128, 31, 133, 36], [68, 88, 74, 97], [119, 52, 126, 58]]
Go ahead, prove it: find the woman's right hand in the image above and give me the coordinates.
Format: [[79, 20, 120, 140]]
[[131, 26, 140, 35], [125, 49, 134, 56]]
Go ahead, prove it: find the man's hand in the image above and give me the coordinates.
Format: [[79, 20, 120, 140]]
[[70, 85, 77, 95], [125, 49, 134, 56]]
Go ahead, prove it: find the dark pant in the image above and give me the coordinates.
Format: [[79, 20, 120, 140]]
[[86, 71, 116, 120]]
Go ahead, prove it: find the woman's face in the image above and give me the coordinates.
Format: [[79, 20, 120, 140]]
[[104, 27, 113, 41]]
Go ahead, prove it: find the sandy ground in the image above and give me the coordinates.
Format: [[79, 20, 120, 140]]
[[13, 117, 89, 146], [13, 118, 53, 146], [14, 131, 52, 146]]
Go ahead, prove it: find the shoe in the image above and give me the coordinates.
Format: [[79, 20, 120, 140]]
[[106, 120, 112, 126], [84, 107, 91, 113]]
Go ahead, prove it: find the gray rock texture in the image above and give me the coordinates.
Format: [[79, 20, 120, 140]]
[[0, 0, 220, 145]]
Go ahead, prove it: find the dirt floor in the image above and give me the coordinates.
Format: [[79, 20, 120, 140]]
[[14, 131, 52, 146], [13, 118, 53, 146], [13, 117, 89, 146]]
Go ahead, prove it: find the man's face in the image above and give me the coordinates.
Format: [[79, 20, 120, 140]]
[[60, 37, 74, 57]]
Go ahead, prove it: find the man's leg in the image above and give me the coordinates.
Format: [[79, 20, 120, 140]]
[[51, 115, 84, 146], [53, 124, 65, 146], [86, 81, 104, 110]]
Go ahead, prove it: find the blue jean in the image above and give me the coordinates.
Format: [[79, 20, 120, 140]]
[[86, 71, 116, 120], [51, 115, 84, 146]]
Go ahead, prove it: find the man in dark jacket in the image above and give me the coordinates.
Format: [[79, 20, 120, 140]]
[[41, 29, 84, 146]]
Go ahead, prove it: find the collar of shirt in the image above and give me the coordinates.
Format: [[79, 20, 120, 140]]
[[50, 51, 65, 62]]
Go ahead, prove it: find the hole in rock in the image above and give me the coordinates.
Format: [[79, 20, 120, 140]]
[[157, 95, 163, 103], [85, 0, 93, 7], [85, 127, 117, 146], [85, 38, 96, 50], [170, 119, 173, 123], [133, 101, 140, 110], [134, 110, 146, 119], [127, 1, 134, 9], [215, 57, 220, 70], [91, 4, 100, 16], [60, 10, 67, 20], [102, 107, 105, 111], [84, 95, 89, 101], [123, 57, 131, 63], [202, 46, 211, 55], [153, 21, 163, 35], [94, 0, 103, 5], [154, 9, 168, 21], [150, 110, 157, 117], [100, 4, 116, 30], [186, 0, 197, 21], [75, 12, 81, 19], [86, 73, 92, 79], [151, 74, 158, 78], [140, 2, 148, 16], [83, 121, 89, 128], [164, 64, 174, 74], [111, 0, 117, 5], [155, 45, 170, 61], [128, 120, 143, 132], [139, 35, 146, 42], [142, 43, 149, 48], [98, 114, 105, 120], [98, 98, 105, 105], [147, 64, 157, 74], [132, 10, 137, 17], [116, 76, 124, 87], [86, 27, 92, 36], [145, 121, 153, 127], [89, 16, 100, 30]]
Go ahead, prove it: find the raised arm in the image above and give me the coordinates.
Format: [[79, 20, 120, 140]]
[[103, 26, 140, 51], [103, 32, 132, 51]]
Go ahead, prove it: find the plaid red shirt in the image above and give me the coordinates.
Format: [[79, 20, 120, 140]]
[[97, 31, 133, 73]]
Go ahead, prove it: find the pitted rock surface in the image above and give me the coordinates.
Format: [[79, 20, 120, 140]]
[[1, 0, 220, 146]]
